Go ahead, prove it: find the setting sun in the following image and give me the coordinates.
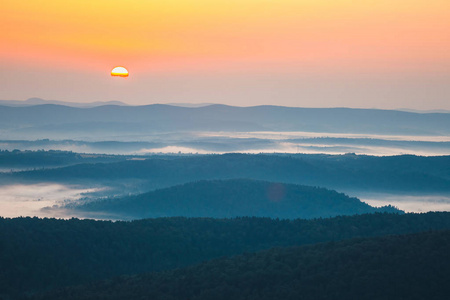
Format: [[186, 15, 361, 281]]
[[111, 66, 129, 77]]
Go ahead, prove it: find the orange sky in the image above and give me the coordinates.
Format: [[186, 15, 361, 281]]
[[3, 0, 449, 72], [1, 0, 449, 108]]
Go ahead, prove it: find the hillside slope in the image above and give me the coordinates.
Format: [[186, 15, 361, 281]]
[[2, 213, 450, 298], [72, 179, 401, 219], [9, 154, 450, 193], [31, 230, 450, 300]]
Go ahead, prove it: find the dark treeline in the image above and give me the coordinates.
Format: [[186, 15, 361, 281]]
[[2, 137, 450, 157], [1, 212, 450, 298], [28, 230, 450, 300], [72, 179, 401, 219], [287, 136, 450, 149], [5, 153, 450, 193], [0, 150, 82, 169], [0, 149, 127, 169]]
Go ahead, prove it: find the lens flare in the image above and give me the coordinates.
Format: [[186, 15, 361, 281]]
[[111, 66, 129, 77]]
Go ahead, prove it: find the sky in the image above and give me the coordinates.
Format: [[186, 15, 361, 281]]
[[1, 0, 449, 109]]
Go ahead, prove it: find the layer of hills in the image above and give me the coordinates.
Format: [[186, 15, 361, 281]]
[[1, 100, 449, 299], [3, 98, 450, 113], [0, 98, 128, 108], [0, 149, 126, 169], [1, 102, 450, 139], [1, 137, 450, 157], [69, 179, 401, 220], [30, 230, 450, 300], [2, 212, 450, 299], [6, 153, 450, 194], [0, 98, 213, 108]]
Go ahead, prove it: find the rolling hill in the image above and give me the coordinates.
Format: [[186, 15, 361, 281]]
[[70, 179, 401, 219], [8, 153, 450, 194], [2, 213, 450, 298], [28, 230, 450, 300]]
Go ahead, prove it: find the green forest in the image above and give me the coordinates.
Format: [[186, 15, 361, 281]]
[[0, 149, 126, 169], [3, 153, 450, 193], [1, 212, 450, 299], [1, 151, 449, 299], [72, 179, 401, 219], [25, 230, 450, 300]]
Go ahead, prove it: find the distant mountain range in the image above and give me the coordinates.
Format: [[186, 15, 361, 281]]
[[166, 102, 217, 107], [3, 98, 449, 113], [0, 98, 128, 108], [1, 101, 450, 140], [0, 98, 218, 108], [397, 108, 450, 114]]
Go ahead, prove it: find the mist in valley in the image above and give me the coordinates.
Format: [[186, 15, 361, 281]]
[[0, 183, 104, 218], [1, 130, 450, 157], [3, 0, 450, 297]]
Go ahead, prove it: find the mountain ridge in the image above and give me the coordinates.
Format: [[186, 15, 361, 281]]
[[1, 103, 450, 140], [0, 98, 128, 108]]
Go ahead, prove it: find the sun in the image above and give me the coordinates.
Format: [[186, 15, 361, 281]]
[[111, 66, 129, 77]]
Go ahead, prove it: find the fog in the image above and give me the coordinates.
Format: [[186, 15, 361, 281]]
[[1, 131, 450, 156], [0, 184, 103, 218], [358, 193, 450, 213], [1, 182, 449, 220], [198, 131, 450, 142]]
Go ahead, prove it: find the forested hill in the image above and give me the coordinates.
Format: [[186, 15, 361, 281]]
[[2, 213, 450, 299], [0, 149, 126, 170], [29, 230, 450, 300], [71, 179, 401, 219], [7, 153, 450, 193]]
